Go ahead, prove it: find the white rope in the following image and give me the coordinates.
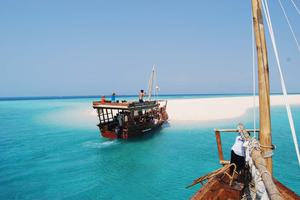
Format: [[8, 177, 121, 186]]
[[251, 6, 257, 139], [244, 139, 269, 199], [290, 0, 300, 15], [279, 0, 300, 53], [262, 0, 300, 167]]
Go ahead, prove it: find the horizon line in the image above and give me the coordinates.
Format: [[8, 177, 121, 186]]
[[1, 92, 300, 101]]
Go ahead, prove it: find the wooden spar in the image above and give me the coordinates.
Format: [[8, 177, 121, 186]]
[[214, 129, 259, 133], [251, 0, 273, 174], [215, 130, 224, 162], [148, 65, 155, 100], [251, 1, 283, 198]]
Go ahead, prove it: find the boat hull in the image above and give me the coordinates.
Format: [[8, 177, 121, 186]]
[[190, 167, 300, 200], [99, 121, 166, 140]]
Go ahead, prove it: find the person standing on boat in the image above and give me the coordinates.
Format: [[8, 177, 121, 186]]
[[139, 90, 145, 103], [117, 113, 123, 127], [111, 92, 116, 102], [101, 96, 106, 103], [230, 123, 249, 173]]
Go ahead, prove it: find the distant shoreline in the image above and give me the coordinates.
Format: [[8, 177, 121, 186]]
[[1, 93, 300, 101], [167, 95, 300, 121]]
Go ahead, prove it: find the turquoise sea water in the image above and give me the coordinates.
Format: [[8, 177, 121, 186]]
[[0, 95, 299, 199]]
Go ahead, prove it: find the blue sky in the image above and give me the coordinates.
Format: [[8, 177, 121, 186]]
[[0, 0, 299, 97]]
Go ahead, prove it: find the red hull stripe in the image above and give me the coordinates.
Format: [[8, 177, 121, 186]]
[[101, 131, 117, 139]]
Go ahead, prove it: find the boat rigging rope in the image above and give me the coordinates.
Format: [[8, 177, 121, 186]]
[[278, 0, 300, 53], [290, 0, 300, 15], [262, 0, 300, 166]]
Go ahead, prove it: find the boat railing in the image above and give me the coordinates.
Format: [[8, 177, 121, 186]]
[[214, 128, 260, 165], [157, 99, 167, 108]]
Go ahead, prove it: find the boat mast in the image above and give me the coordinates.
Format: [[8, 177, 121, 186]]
[[148, 65, 155, 100], [251, 0, 273, 174]]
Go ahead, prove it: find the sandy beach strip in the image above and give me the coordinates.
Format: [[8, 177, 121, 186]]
[[166, 95, 300, 121]]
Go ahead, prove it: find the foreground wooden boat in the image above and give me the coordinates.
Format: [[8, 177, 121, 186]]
[[190, 170, 299, 200], [187, 0, 300, 199], [93, 100, 168, 139], [188, 129, 299, 199]]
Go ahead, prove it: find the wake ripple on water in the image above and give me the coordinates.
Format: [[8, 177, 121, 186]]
[[82, 140, 120, 149]]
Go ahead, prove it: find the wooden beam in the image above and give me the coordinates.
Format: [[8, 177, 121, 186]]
[[251, 0, 273, 174], [214, 129, 259, 133], [215, 131, 224, 162]]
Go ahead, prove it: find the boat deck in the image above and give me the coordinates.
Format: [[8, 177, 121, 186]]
[[93, 100, 160, 110]]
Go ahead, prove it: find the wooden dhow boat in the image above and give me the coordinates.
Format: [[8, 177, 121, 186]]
[[93, 100, 168, 139], [92, 66, 168, 139], [187, 0, 300, 199]]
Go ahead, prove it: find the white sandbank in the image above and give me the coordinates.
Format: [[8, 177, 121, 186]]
[[48, 95, 300, 129], [166, 95, 300, 122]]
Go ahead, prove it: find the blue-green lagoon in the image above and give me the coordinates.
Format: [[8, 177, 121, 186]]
[[0, 96, 299, 199]]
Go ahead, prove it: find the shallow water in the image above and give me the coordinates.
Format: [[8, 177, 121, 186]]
[[0, 96, 299, 199]]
